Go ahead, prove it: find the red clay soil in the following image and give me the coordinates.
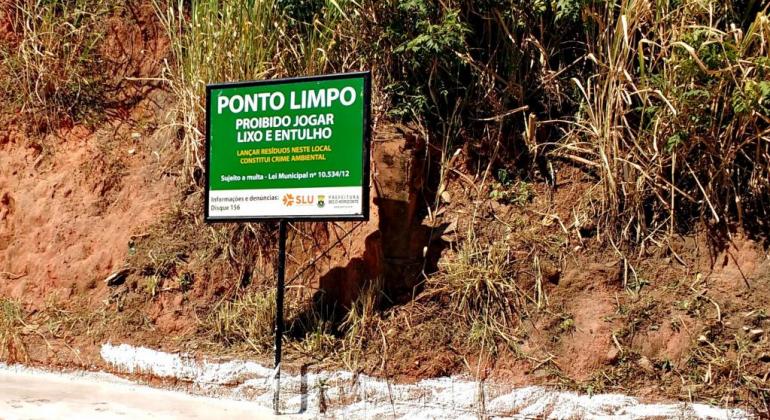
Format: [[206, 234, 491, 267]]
[[0, 112, 173, 304], [0, 1, 14, 46]]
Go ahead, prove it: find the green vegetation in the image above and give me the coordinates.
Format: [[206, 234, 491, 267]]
[[560, 0, 770, 243], [147, 0, 770, 247], [4, 0, 765, 244]]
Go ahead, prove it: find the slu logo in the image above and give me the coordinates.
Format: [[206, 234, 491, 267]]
[[296, 195, 315, 205], [317, 195, 325, 208], [282, 193, 315, 206]]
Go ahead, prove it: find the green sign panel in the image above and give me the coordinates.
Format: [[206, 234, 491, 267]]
[[205, 72, 370, 221]]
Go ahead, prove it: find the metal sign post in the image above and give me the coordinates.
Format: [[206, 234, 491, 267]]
[[273, 220, 287, 414], [204, 72, 371, 414]]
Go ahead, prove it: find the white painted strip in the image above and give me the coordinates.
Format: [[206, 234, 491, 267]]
[[100, 343, 752, 419]]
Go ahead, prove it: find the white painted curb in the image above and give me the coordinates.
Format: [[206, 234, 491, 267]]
[[100, 343, 752, 419]]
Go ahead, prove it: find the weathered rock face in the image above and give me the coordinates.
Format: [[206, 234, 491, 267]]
[[308, 123, 440, 315], [372, 124, 436, 303]]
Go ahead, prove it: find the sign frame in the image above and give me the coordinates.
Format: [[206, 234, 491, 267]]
[[204, 71, 371, 223]]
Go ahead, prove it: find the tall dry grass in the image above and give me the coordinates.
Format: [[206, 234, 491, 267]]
[[206, 289, 276, 351], [153, 0, 280, 180], [0, 0, 113, 131], [557, 1, 770, 245], [153, 0, 360, 182]]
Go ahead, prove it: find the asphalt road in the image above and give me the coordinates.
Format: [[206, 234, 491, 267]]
[[0, 367, 277, 420]]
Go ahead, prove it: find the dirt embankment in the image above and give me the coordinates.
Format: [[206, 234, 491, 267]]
[[3, 99, 770, 409], [1, 1, 770, 415]]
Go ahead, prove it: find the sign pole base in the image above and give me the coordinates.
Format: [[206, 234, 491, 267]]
[[273, 220, 287, 415]]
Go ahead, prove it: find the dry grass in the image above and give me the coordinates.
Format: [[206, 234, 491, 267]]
[[152, 0, 280, 181], [0, 0, 113, 132], [556, 1, 770, 245], [432, 235, 521, 321], [0, 298, 27, 363], [153, 0, 358, 183], [205, 290, 276, 352], [290, 324, 337, 362], [339, 279, 383, 370], [427, 227, 526, 352]]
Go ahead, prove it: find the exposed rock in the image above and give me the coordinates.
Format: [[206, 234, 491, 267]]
[[749, 328, 764, 341], [311, 124, 447, 312], [541, 260, 561, 285], [104, 267, 131, 287], [638, 356, 654, 373]]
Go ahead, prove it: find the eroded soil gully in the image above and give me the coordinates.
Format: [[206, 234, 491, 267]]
[[97, 343, 749, 419]]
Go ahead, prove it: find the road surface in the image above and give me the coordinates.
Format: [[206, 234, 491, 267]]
[[0, 366, 277, 420]]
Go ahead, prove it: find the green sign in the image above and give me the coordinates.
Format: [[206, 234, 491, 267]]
[[205, 72, 370, 221]]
